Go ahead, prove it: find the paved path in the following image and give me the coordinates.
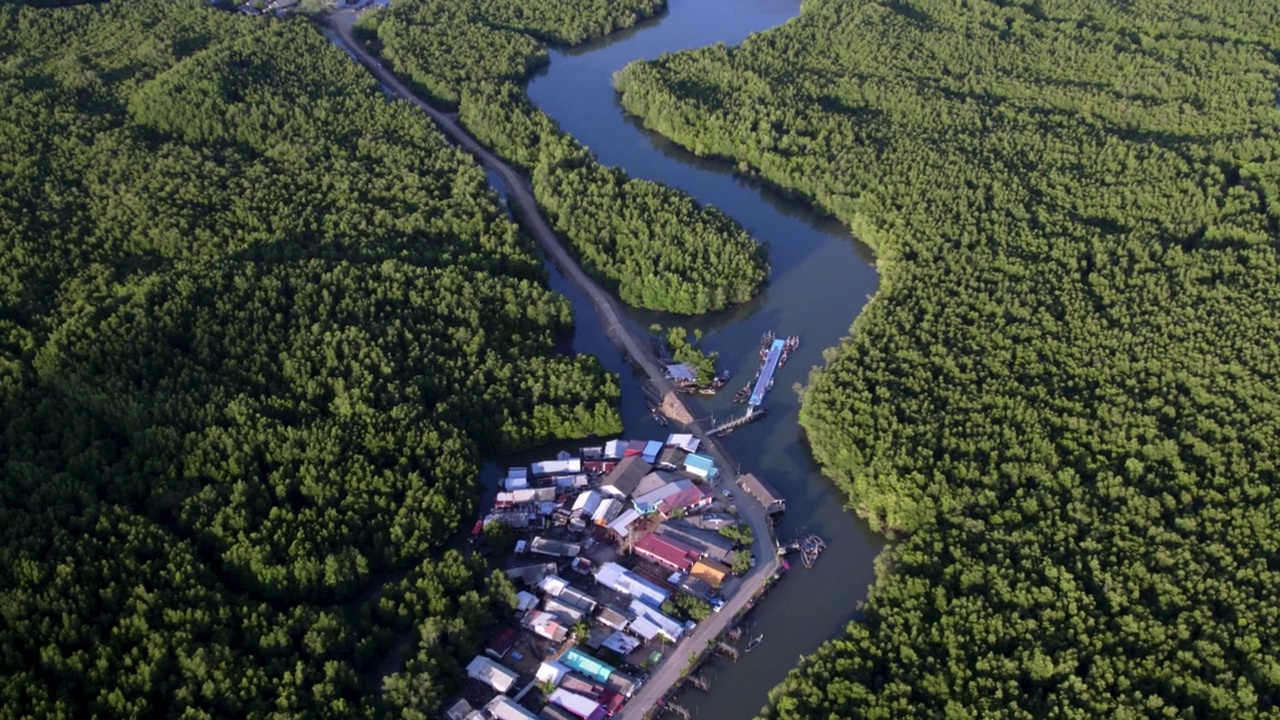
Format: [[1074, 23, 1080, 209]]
[[325, 14, 780, 717]]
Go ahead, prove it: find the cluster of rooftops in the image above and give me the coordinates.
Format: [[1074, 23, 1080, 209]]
[[449, 434, 786, 720]]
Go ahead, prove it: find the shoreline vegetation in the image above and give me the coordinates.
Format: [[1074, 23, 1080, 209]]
[[617, 0, 1280, 717], [354, 0, 770, 315], [0, 1, 621, 715]]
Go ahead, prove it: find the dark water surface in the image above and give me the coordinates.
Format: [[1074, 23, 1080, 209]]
[[522, 0, 886, 717]]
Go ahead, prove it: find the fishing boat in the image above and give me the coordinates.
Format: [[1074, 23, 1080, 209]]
[[652, 412, 669, 427], [745, 634, 764, 653]]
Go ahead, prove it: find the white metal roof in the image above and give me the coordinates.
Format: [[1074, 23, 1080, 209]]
[[549, 689, 603, 718], [485, 696, 539, 720], [532, 458, 582, 476], [465, 655, 517, 693]]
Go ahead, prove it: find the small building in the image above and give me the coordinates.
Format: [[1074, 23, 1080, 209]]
[[680, 513, 737, 531], [486, 696, 540, 720], [538, 576, 598, 612], [496, 487, 557, 507], [633, 533, 701, 573], [603, 671, 637, 699], [591, 497, 623, 526], [530, 537, 582, 559], [466, 655, 518, 694], [486, 627, 519, 660], [560, 647, 615, 683], [655, 445, 688, 470], [536, 660, 572, 685], [624, 440, 647, 457], [664, 363, 698, 383], [606, 507, 643, 541], [593, 562, 670, 607], [641, 440, 664, 464], [683, 453, 718, 481], [505, 467, 530, 490], [602, 439, 626, 459], [664, 433, 700, 453], [523, 609, 569, 643], [516, 590, 540, 612], [633, 471, 673, 498], [690, 557, 731, 587], [543, 597, 585, 624], [600, 631, 641, 656], [678, 575, 715, 601], [539, 704, 579, 720], [533, 458, 583, 477], [627, 599, 684, 642], [599, 456, 651, 499], [486, 511, 532, 529], [571, 490, 603, 516], [654, 522, 735, 562], [507, 563, 558, 586], [631, 483, 683, 515], [445, 699, 477, 720], [737, 472, 785, 513], [595, 605, 630, 631], [655, 481, 712, 517]]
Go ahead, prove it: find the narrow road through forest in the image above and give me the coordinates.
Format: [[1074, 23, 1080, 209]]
[[324, 11, 780, 718]]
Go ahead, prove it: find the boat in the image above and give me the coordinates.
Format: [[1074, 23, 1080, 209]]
[[652, 412, 669, 427], [745, 634, 764, 653]]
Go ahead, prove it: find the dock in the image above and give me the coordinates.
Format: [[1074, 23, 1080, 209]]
[[707, 406, 767, 437], [748, 339, 785, 409]]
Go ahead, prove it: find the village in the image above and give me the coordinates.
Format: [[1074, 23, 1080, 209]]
[[446, 434, 789, 720]]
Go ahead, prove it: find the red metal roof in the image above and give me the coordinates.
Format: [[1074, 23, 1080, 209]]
[[633, 533, 701, 572], [656, 486, 709, 516]]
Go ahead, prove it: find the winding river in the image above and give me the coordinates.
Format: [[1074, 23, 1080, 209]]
[[523, 0, 885, 716]]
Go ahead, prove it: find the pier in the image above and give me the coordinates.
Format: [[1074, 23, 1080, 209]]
[[748, 339, 785, 409]]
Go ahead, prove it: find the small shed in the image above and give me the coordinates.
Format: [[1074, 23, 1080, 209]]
[[683, 453, 718, 481], [486, 696, 540, 720], [737, 472, 786, 513], [664, 363, 698, 383], [466, 655, 518, 694], [537, 660, 572, 685], [486, 627, 519, 660], [690, 557, 731, 587], [664, 433, 700, 453]]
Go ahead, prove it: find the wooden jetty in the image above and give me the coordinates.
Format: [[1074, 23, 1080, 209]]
[[708, 405, 767, 437], [715, 640, 740, 662], [662, 703, 691, 720]]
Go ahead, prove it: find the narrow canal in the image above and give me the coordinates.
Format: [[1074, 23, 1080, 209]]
[[523, 0, 886, 717]]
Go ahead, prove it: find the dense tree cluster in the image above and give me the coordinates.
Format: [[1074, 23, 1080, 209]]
[[618, 0, 1280, 717], [0, 1, 618, 716], [357, 0, 769, 314]]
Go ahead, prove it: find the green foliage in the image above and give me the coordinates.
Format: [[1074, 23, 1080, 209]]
[[482, 521, 516, 556], [0, 1, 617, 716], [362, 0, 770, 314], [618, 0, 1280, 717], [374, 553, 515, 715], [717, 522, 753, 547], [660, 326, 718, 385], [729, 550, 753, 576], [662, 593, 712, 623]]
